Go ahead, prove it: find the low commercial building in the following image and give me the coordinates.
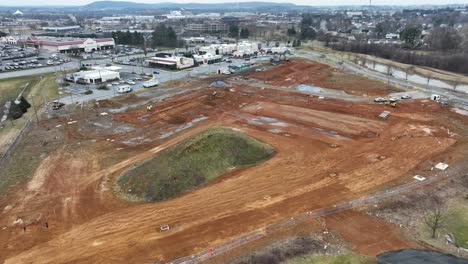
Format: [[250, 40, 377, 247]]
[[20, 36, 115, 53], [42, 26, 81, 33], [199, 41, 259, 57], [0, 36, 18, 45], [385, 33, 399, 40], [186, 21, 227, 33], [193, 53, 223, 65], [146, 55, 194, 70], [71, 69, 120, 84]]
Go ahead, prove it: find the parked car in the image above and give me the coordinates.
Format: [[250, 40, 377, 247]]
[[374, 97, 387, 103], [51, 101, 65, 110], [400, 94, 412, 99]]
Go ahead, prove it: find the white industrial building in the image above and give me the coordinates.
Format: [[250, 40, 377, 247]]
[[146, 55, 194, 70], [0, 36, 18, 45], [20, 36, 115, 53], [71, 69, 120, 84], [99, 16, 155, 23], [42, 26, 81, 32], [193, 53, 223, 65], [199, 41, 259, 57]]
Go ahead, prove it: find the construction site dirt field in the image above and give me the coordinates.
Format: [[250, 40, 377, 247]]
[[0, 61, 467, 264], [248, 60, 401, 96]]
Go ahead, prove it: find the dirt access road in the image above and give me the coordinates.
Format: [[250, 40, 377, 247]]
[[0, 61, 466, 263]]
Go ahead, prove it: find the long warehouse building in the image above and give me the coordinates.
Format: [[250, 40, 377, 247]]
[[19, 36, 115, 53]]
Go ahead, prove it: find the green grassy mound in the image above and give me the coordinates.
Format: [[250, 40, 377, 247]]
[[116, 128, 275, 202]]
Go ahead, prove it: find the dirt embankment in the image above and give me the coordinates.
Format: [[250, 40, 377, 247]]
[[248, 60, 400, 96]]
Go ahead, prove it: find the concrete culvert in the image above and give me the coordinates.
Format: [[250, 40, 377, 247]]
[[296, 84, 322, 93], [210, 81, 229, 88]]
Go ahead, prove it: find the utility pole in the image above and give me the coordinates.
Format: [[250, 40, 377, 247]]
[[39, 76, 48, 107], [30, 95, 40, 124], [143, 34, 151, 57]]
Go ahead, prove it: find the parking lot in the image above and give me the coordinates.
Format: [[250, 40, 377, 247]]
[[0, 45, 69, 72], [56, 55, 273, 104], [0, 43, 36, 61]]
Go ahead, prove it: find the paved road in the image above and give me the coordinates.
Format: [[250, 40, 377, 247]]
[[0, 61, 80, 79]]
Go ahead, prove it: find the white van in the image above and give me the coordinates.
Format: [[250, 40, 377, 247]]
[[117, 85, 133, 94]]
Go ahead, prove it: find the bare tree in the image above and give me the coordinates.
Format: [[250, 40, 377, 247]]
[[426, 73, 433, 86], [424, 207, 445, 239], [426, 27, 462, 51], [386, 65, 394, 76], [405, 66, 415, 81], [451, 78, 461, 92]]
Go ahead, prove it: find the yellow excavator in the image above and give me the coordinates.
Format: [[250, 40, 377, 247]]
[[385, 101, 397, 108]]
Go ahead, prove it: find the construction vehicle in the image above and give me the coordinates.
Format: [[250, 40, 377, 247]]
[[385, 101, 397, 108], [51, 101, 65, 110], [270, 52, 288, 65], [208, 91, 218, 100], [278, 52, 289, 61]]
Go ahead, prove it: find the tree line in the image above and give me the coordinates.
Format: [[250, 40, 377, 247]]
[[330, 41, 468, 75], [228, 24, 250, 39], [111, 30, 144, 46], [111, 24, 178, 48], [151, 24, 177, 48]]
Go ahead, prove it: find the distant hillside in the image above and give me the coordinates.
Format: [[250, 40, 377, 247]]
[[83, 1, 299, 10]]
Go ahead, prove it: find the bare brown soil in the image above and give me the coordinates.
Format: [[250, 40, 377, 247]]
[[248, 60, 399, 96], [324, 211, 421, 255], [0, 61, 466, 264]]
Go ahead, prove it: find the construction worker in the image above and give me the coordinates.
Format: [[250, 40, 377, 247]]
[[146, 104, 153, 111]]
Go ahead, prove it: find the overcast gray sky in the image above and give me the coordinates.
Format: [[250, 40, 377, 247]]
[[1, 0, 467, 6]]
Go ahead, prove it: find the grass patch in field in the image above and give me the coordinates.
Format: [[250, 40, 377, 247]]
[[288, 253, 374, 264], [0, 73, 61, 106], [416, 198, 468, 252], [0, 76, 38, 103], [0, 123, 65, 196], [97, 85, 110, 90], [0, 74, 61, 152], [446, 201, 468, 248], [116, 127, 274, 202]]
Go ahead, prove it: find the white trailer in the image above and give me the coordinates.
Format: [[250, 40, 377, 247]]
[[143, 79, 160, 88]]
